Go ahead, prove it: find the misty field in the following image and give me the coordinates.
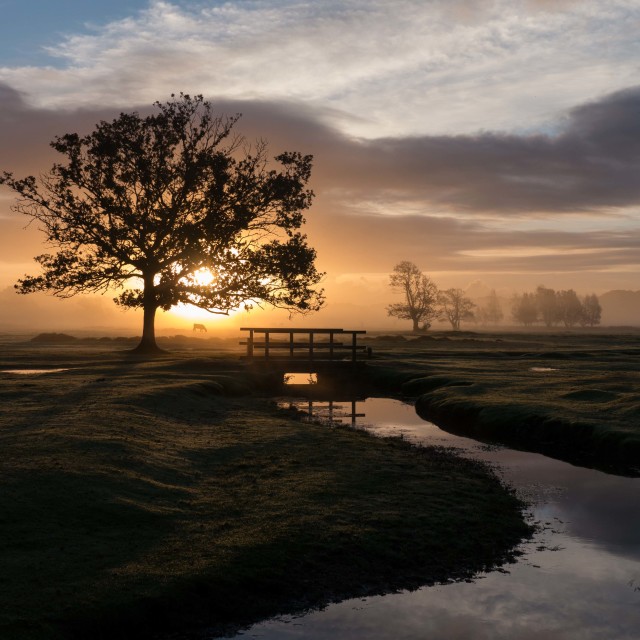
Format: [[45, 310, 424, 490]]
[[0, 335, 530, 640]]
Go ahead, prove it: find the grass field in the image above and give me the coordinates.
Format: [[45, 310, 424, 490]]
[[363, 329, 640, 475], [0, 335, 531, 640]]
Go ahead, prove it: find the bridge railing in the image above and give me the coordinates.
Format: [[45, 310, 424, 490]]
[[239, 328, 367, 363]]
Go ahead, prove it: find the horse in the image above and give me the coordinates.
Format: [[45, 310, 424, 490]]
[[193, 323, 207, 333]]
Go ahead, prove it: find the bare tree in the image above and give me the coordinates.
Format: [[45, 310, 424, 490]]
[[1, 94, 324, 352], [386, 261, 439, 331], [438, 288, 475, 331]]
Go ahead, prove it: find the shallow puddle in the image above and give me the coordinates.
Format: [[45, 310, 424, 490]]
[[0, 368, 70, 375], [284, 373, 319, 385], [253, 397, 640, 640]]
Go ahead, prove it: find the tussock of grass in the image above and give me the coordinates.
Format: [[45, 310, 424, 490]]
[[368, 330, 640, 474], [401, 375, 474, 396], [0, 345, 531, 640]]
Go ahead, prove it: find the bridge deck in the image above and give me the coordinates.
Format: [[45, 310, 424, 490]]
[[240, 327, 368, 371]]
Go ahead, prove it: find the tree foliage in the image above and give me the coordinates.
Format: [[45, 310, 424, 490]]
[[556, 289, 583, 327], [535, 286, 560, 327], [386, 261, 439, 331], [511, 293, 538, 327], [476, 289, 504, 326], [581, 293, 602, 327], [1, 94, 324, 351], [438, 288, 475, 331]]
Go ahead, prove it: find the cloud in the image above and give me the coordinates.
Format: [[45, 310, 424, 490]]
[[332, 87, 640, 214], [17, 86, 595, 224], [3, 81, 640, 216], [227, 86, 640, 215], [0, 84, 117, 176], [1, 82, 639, 294], [1, 0, 639, 137]]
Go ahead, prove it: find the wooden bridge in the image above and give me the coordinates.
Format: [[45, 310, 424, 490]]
[[240, 327, 368, 373]]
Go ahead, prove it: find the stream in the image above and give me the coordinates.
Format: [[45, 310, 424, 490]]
[[244, 397, 640, 640]]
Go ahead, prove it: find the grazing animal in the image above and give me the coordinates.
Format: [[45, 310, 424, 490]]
[[193, 323, 207, 333]]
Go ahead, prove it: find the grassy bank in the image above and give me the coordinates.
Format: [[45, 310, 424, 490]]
[[363, 330, 640, 475], [0, 339, 530, 640]]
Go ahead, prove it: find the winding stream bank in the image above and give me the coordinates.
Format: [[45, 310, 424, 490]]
[[246, 397, 640, 640], [0, 346, 531, 640]]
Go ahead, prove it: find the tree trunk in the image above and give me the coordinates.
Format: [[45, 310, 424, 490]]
[[132, 274, 163, 354], [412, 318, 420, 332]]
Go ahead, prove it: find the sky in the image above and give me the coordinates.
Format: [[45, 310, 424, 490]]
[[0, 0, 639, 332]]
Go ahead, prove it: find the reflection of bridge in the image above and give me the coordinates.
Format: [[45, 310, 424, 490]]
[[306, 400, 365, 425], [281, 399, 366, 425], [240, 327, 368, 373]]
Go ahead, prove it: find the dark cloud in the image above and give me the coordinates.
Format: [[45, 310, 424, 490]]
[[2, 83, 640, 214], [343, 88, 640, 213], [0, 84, 120, 175], [216, 88, 640, 214]]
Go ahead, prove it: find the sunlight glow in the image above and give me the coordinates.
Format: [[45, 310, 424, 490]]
[[191, 268, 216, 287], [169, 266, 244, 323]]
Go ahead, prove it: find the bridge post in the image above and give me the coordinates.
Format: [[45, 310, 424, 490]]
[[248, 329, 254, 358]]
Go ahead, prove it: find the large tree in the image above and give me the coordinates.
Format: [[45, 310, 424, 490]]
[[386, 261, 439, 332], [1, 94, 324, 352]]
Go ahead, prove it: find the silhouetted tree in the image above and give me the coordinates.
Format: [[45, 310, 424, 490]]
[[476, 289, 503, 326], [511, 292, 537, 327], [1, 94, 324, 352], [580, 293, 602, 327], [535, 286, 560, 327], [386, 261, 439, 331], [556, 289, 583, 327], [438, 288, 475, 331]]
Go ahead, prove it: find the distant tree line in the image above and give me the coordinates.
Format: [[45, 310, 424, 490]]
[[511, 286, 601, 328], [387, 263, 602, 331]]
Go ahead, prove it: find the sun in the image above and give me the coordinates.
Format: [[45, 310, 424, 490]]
[[191, 268, 216, 287], [168, 268, 243, 323]]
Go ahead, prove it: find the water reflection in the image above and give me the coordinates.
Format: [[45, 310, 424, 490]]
[[255, 397, 640, 640], [284, 372, 318, 385], [279, 399, 365, 425], [0, 368, 70, 375]]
